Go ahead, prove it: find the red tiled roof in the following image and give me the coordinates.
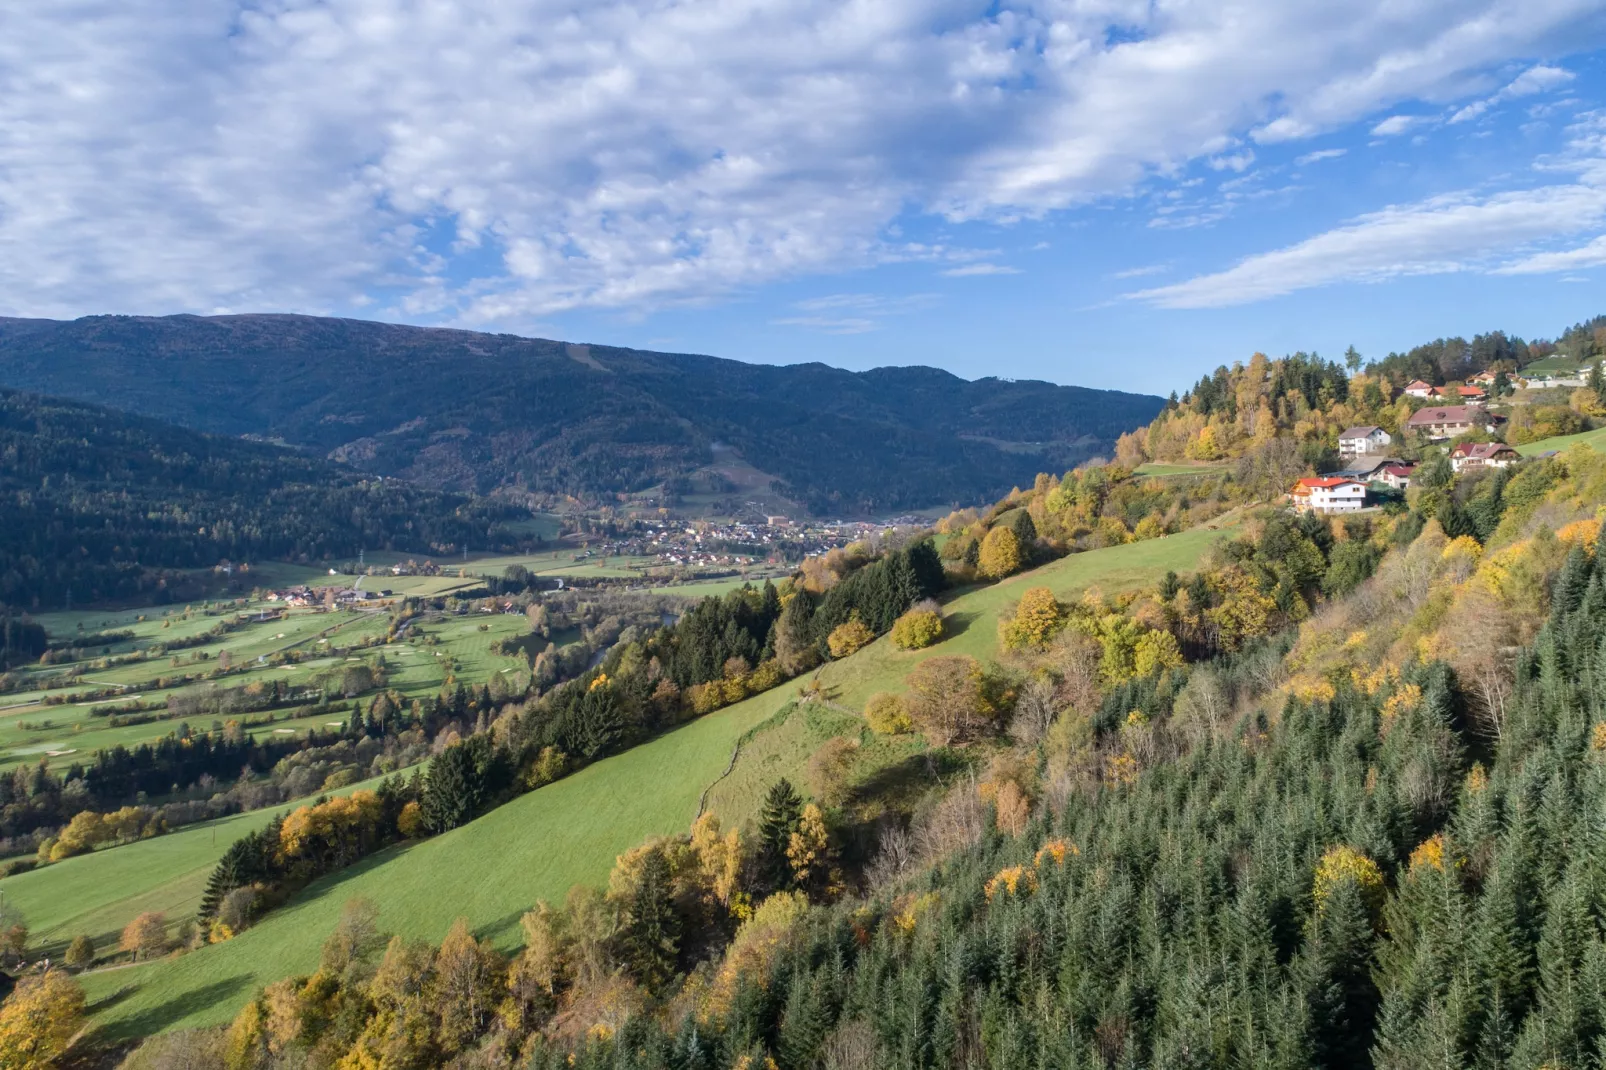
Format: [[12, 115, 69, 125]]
[[1297, 477, 1365, 489]]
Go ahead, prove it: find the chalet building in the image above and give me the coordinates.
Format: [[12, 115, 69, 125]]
[[1404, 405, 1505, 441], [1469, 370, 1498, 386], [1291, 477, 1368, 514], [1337, 425, 1392, 458], [1450, 442, 1521, 473], [1429, 384, 1487, 402], [1378, 463, 1416, 491], [1404, 380, 1436, 398]]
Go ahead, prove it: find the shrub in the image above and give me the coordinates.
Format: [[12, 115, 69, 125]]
[[827, 617, 875, 659], [864, 692, 913, 735], [890, 608, 943, 650], [65, 934, 95, 970], [977, 527, 1022, 579]]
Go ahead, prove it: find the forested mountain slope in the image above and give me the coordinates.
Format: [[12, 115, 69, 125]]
[[0, 388, 523, 612], [0, 314, 1164, 513]]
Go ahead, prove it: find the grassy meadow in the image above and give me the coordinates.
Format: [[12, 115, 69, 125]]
[[0, 767, 418, 963], [78, 698, 780, 1039]]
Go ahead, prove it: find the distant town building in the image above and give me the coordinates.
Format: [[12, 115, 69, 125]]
[[1337, 425, 1392, 458]]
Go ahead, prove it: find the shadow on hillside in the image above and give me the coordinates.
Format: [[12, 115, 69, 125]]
[[93, 974, 254, 1041], [941, 611, 979, 642], [848, 749, 972, 810], [476, 910, 526, 948]]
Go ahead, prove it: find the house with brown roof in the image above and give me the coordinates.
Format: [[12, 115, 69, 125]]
[[1404, 379, 1436, 398], [1404, 405, 1504, 441], [1450, 442, 1520, 473]]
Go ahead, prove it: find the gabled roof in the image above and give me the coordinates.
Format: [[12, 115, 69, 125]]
[[1338, 425, 1384, 439], [1453, 442, 1517, 460], [1405, 379, 1434, 389], [1297, 477, 1366, 489], [1381, 463, 1415, 476], [1406, 405, 1486, 425]]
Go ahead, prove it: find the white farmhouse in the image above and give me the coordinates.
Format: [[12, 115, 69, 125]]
[[1337, 425, 1392, 459]]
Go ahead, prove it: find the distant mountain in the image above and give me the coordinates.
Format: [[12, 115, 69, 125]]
[[0, 388, 525, 611], [0, 314, 1163, 514]]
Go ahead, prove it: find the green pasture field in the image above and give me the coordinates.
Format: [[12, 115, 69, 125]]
[[79, 698, 779, 1039], [0, 604, 529, 769], [1516, 424, 1606, 456], [1133, 462, 1230, 478], [0, 767, 418, 963]]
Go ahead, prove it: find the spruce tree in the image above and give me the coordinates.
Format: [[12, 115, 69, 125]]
[[624, 848, 681, 994], [759, 778, 803, 892]]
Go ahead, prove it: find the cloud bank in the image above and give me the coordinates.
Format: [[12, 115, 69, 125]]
[[2, 0, 1604, 322]]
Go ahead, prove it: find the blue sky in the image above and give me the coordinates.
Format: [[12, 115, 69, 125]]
[[5, 1, 1606, 396]]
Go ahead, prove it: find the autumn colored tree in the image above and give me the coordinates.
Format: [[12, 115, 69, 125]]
[[0, 969, 85, 1070], [889, 606, 943, 649], [863, 692, 913, 735], [433, 918, 502, 1053], [977, 526, 1022, 580], [64, 935, 95, 970], [826, 616, 875, 659], [121, 912, 167, 962], [1000, 586, 1064, 649], [904, 656, 998, 744]]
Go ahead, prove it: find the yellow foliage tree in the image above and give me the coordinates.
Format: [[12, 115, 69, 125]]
[[1133, 629, 1183, 678], [889, 608, 943, 650], [121, 911, 167, 962], [977, 526, 1022, 579], [1311, 845, 1385, 922], [786, 804, 831, 890], [0, 969, 85, 1070], [864, 692, 913, 735], [826, 616, 875, 659], [1000, 587, 1064, 650]]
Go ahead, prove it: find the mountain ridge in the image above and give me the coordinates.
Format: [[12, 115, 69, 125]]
[[0, 313, 1164, 514]]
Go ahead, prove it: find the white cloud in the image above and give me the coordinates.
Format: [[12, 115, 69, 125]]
[[1131, 118, 1606, 307], [1295, 148, 1348, 165], [941, 263, 1020, 276], [1451, 62, 1576, 123], [1110, 262, 1172, 279], [1496, 234, 1606, 274], [1371, 115, 1421, 136], [2, 1, 1604, 321]]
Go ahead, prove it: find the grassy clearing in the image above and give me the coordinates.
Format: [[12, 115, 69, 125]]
[[701, 523, 1233, 829], [1134, 462, 1230, 478], [80, 699, 778, 1039], [0, 768, 416, 963], [1516, 424, 1606, 456]]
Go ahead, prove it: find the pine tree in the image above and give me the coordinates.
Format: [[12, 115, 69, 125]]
[[759, 778, 804, 893], [1301, 877, 1381, 1068], [623, 848, 681, 994]]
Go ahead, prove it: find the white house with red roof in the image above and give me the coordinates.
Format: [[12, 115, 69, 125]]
[[1404, 380, 1436, 398], [1290, 476, 1368, 514]]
